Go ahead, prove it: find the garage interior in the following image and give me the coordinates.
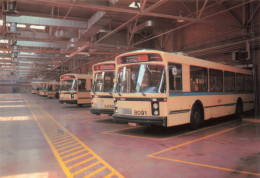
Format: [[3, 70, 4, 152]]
[[0, 0, 260, 177]]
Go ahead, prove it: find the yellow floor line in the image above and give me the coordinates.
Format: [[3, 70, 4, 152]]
[[56, 140, 78, 148], [84, 165, 106, 178], [61, 149, 87, 159], [64, 152, 91, 164], [149, 123, 249, 156], [68, 156, 95, 169], [147, 123, 259, 176], [24, 96, 124, 178], [149, 155, 260, 176], [72, 161, 101, 176], [56, 143, 80, 151]]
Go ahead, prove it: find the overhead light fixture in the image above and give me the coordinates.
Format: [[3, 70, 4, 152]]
[[129, 2, 140, 8], [19, 52, 36, 55], [17, 24, 26, 28], [30, 25, 46, 30], [177, 10, 185, 23], [0, 39, 8, 43]]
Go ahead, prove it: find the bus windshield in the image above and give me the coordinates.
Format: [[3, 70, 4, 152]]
[[60, 80, 77, 91], [93, 71, 114, 93], [115, 64, 166, 94]]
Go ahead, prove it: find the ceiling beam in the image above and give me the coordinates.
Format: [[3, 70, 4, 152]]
[[6, 15, 88, 29]]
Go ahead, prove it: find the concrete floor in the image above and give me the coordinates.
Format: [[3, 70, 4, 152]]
[[0, 93, 259, 178]]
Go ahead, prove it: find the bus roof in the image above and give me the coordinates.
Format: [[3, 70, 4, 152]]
[[93, 60, 115, 66], [60, 73, 92, 79], [116, 50, 252, 75]]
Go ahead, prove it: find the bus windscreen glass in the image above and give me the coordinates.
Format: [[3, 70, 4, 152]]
[[93, 71, 114, 92], [60, 80, 77, 91], [115, 64, 166, 94]]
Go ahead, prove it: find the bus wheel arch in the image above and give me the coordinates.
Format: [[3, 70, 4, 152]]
[[190, 100, 204, 130], [235, 98, 243, 120]]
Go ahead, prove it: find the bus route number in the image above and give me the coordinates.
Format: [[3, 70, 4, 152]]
[[134, 110, 147, 115]]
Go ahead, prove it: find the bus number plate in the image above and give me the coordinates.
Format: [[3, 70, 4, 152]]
[[134, 110, 147, 116]]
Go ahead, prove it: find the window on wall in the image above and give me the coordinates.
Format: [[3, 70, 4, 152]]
[[209, 69, 223, 92], [236, 73, 245, 92], [245, 75, 253, 93], [78, 79, 86, 92], [224, 71, 235, 92], [168, 63, 182, 91], [190, 66, 208, 92]]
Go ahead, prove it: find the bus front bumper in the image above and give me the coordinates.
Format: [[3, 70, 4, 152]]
[[90, 108, 114, 115], [59, 100, 77, 104], [112, 114, 167, 127]]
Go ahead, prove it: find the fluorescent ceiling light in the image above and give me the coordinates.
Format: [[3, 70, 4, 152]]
[[30, 25, 46, 30], [17, 24, 26, 28], [129, 2, 140, 8], [19, 61, 34, 64], [0, 62, 12, 65], [0, 39, 8, 43], [0, 57, 11, 60], [19, 52, 36, 55]]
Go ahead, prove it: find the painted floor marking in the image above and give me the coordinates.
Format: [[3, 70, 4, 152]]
[[148, 123, 260, 176], [103, 120, 239, 141], [24, 96, 124, 178]]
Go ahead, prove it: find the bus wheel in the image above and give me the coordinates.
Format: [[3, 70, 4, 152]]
[[190, 106, 202, 130], [235, 100, 243, 120], [77, 104, 83, 107], [55, 93, 59, 99]]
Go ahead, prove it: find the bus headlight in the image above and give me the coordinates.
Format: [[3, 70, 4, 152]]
[[115, 108, 118, 113], [154, 110, 159, 115], [71, 94, 74, 99], [115, 102, 118, 108], [153, 103, 159, 109]]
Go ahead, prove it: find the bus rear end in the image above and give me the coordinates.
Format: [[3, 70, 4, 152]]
[[112, 51, 168, 126], [91, 62, 115, 115]]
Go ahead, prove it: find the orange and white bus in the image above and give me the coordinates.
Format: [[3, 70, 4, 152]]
[[59, 73, 92, 106], [112, 50, 254, 129], [38, 82, 47, 97], [91, 61, 115, 115], [46, 82, 60, 99]]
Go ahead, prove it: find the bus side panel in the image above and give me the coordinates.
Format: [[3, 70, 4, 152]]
[[92, 97, 114, 110], [77, 92, 91, 104], [167, 93, 254, 127]]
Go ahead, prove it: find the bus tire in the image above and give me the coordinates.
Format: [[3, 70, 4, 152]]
[[77, 104, 83, 107], [190, 105, 203, 130], [235, 99, 243, 120], [55, 92, 59, 99]]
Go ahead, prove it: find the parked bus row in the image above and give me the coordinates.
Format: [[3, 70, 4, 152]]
[[31, 50, 254, 129]]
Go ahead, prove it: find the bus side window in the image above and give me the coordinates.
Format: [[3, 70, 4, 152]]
[[236, 73, 245, 92], [168, 63, 182, 91], [245, 75, 253, 93], [209, 69, 223, 92], [190, 66, 208, 92], [78, 79, 87, 91], [224, 71, 235, 92]]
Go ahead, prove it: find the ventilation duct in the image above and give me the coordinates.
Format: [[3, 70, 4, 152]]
[[3, 0, 18, 15], [132, 20, 154, 34]]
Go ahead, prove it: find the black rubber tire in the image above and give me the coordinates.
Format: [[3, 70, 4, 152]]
[[235, 101, 243, 120], [190, 106, 202, 130], [55, 92, 59, 99]]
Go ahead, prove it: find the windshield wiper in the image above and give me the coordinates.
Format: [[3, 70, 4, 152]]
[[141, 90, 146, 96]]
